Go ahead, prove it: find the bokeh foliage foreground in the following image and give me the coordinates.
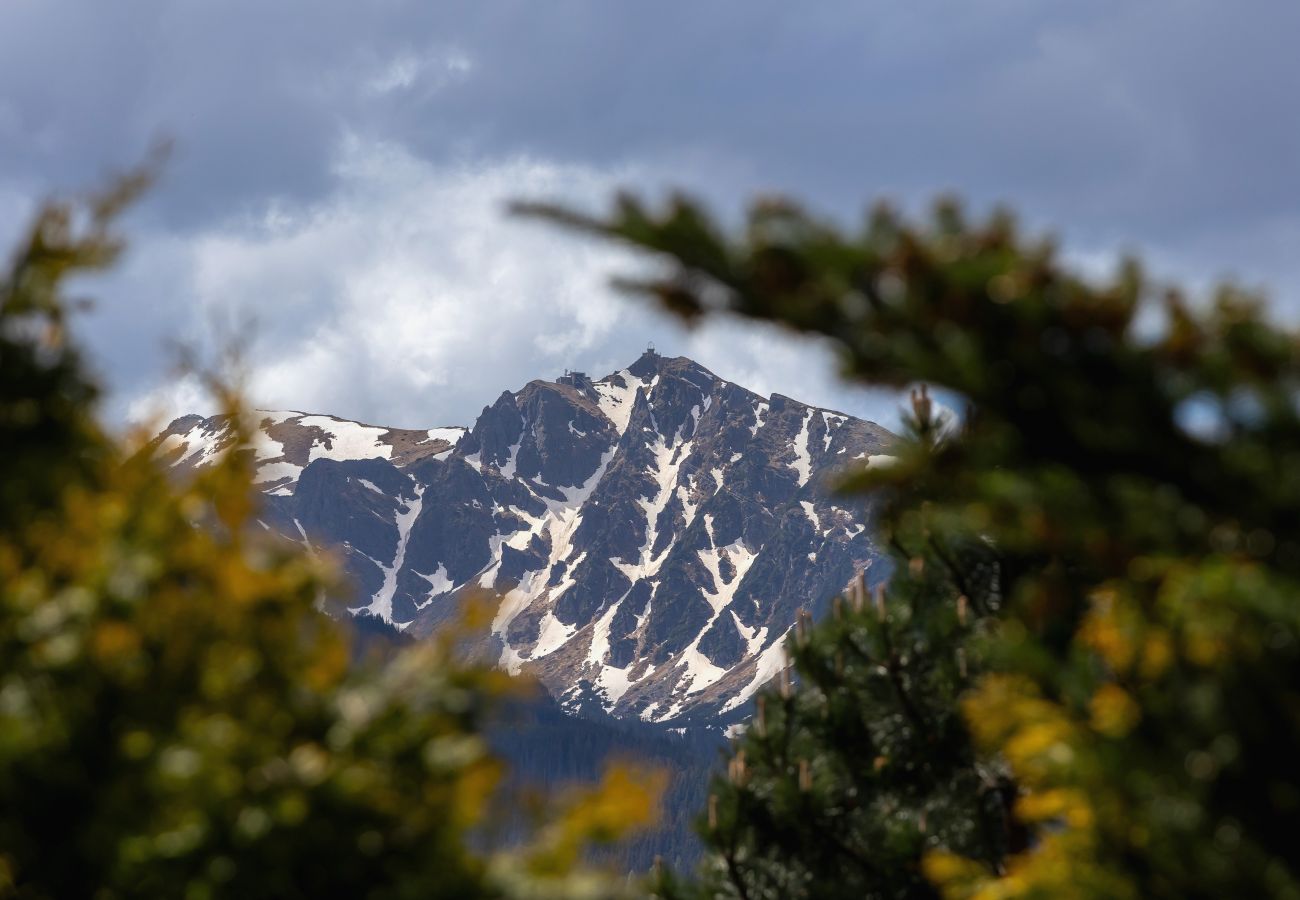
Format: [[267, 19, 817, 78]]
[[523, 194, 1300, 899], [0, 175, 659, 900]]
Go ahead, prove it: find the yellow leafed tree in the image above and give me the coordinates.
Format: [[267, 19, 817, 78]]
[[0, 169, 660, 899]]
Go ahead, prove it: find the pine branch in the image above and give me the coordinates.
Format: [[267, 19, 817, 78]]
[[927, 536, 990, 618], [876, 607, 933, 739]]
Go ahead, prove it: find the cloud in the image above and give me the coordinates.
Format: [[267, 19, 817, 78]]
[[6, 0, 1300, 436], [8, 1, 1300, 237], [364, 47, 474, 98], [120, 139, 635, 425], [117, 135, 902, 432]]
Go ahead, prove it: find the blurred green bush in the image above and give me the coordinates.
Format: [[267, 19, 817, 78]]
[[524, 193, 1300, 899]]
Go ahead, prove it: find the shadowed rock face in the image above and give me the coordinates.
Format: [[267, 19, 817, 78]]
[[154, 352, 896, 724]]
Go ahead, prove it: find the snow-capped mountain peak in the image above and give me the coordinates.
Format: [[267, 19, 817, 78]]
[[154, 350, 895, 725]]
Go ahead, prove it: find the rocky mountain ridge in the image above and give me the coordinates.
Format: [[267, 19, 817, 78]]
[[154, 351, 895, 724]]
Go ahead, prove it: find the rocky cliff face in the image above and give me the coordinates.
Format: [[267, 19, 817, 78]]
[[154, 351, 896, 724]]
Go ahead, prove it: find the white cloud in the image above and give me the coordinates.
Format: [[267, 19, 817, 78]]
[[116, 135, 903, 433], [364, 47, 474, 97], [128, 139, 631, 425]]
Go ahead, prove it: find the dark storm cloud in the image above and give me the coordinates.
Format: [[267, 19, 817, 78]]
[[2, 0, 1298, 427], [8, 1, 1298, 230]]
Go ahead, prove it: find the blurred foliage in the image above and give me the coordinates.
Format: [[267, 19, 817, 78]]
[[523, 194, 1300, 898], [0, 172, 660, 899]]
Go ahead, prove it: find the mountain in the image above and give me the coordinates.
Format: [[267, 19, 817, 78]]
[[153, 350, 896, 725]]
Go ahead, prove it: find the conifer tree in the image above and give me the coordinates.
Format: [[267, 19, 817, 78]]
[[525, 195, 1300, 899]]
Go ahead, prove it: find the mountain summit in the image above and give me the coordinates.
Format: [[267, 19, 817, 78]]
[[154, 351, 896, 724]]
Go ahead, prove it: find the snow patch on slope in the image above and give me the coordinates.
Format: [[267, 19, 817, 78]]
[[424, 426, 467, 445], [254, 461, 302, 487], [414, 564, 456, 610], [594, 370, 643, 434], [299, 416, 395, 462], [615, 431, 694, 583], [498, 441, 521, 478], [170, 420, 229, 467], [820, 410, 845, 452], [697, 536, 757, 615], [799, 500, 820, 527], [492, 448, 617, 671], [722, 626, 793, 714], [660, 532, 759, 706], [355, 483, 425, 626], [587, 595, 638, 704], [790, 409, 814, 486]]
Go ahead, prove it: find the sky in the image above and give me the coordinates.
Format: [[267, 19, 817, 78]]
[[3, 0, 1299, 432]]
